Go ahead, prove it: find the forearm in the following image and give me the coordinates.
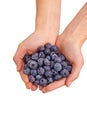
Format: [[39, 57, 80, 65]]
[[35, 0, 61, 43], [62, 3, 87, 47]]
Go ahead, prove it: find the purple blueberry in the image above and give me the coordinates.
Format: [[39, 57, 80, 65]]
[[52, 69, 58, 75], [23, 67, 30, 75], [44, 48, 50, 55], [61, 61, 68, 69], [51, 45, 58, 52], [34, 80, 39, 86], [51, 54, 58, 60], [58, 53, 65, 61], [44, 66, 50, 71], [36, 75, 42, 80], [37, 67, 45, 75], [29, 75, 35, 83], [54, 74, 62, 81], [31, 53, 38, 60], [47, 77, 53, 84], [44, 58, 50, 66], [29, 60, 38, 69], [39, 78, 47, 87], [46, 55, 51, 60], [50, 61, 55, 68], [66, 65, 72, 72], [23, 54, 30, 63], [60, 69, 69, 77], [38, 45, 45, 51], [45, 70, 53, 77], [45, 43, 52, 49], [54, 57, 62, 63], [54, 63, 62, 72], [30, 69, 37, 76], [38, 58, 44, 66], [38, 52, 45, 58]]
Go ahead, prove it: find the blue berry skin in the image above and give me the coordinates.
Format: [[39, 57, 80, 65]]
[[47, 77, 53, 84], [31, 53, 38, 60], [34, 80, 39, 86], [36, 75, 42, 80], [23, 54, 30, 63], [45, 70, 53, 77], [45, 43, 52, 49], [52, 69, 58, 75], [37, 67, 45, 75], [51, 54, 58, 60], [38, 58, 44, 66], [44, 66, 50, 71], [50, 61, 55, 68], [38, 52, 45, 58], [39, 78, 47, 87], [60, 69, 69, 77], [54, 57, 62, 63], [44, 58, 50, 66], [44, 48, 50, 55], [58, 54, 65, 61], [38, 45, 45, 52], [29, 60, 38, 69], [46, 55, 51, 61], [29, 75, 35, 83], [23, 67, 30, 75], [54, 74, 62, 81], [54, 63, 62, 72], [61, 61, 68, 69], [67, 65, 72, 72], [51, 45, 58, 52], [30, 69, 37, 76]]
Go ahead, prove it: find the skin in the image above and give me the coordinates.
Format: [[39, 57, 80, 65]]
[[41, 3, 87, 93], [13, 0, 61, 91]]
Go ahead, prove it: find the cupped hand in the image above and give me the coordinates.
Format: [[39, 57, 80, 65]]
[[56, 34, 84, 87], [13, 31, 57, 91]]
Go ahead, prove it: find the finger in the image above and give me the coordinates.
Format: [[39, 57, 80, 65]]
[[42, 78, 66, 93], [31, 85, 38, 91], [66, 60, 84, 87], [13, 45, 27, 71], [39, 86, 43, 90]]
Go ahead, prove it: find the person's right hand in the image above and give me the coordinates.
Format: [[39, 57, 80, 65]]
[[13, 31, 56, 91]]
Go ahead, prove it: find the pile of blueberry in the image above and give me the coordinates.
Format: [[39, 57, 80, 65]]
[[23, 43, 72, 87]]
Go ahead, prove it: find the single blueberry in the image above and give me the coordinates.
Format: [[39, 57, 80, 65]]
[[23, 67, 30, 75], [29, 60, 38, 69], [54, 74, 62, 81], [47, 77, 53, 84], [45, 43, 52, 49], [60, 69, 69, 77], [45, 70, 53, 77], [44, 58, 50, 66], [51, 54, 58, 60], [50, 61, 55, 68], [38, 58, 44, 66], [58, 53, 65, 61], [34, 80, 39, 86], [30, 69, 37, 76], [52, 69, 58, 75], [38, 52, 45, 58], [39, 78, 47, 87], [31, 53, 38, 60], [29, 75, 35, 83], [37, 67, 45, 75], [54, 63, 62, 72], [38, 45, 45, 52], [36, 75, 42, 80], [23, 54, 31, 63], [61, 61, 68, 69], [51, 45, 58, 52], [54, 57, 62, 63], [66, 65, 72, 72], [44, 48, 51, 55], [46, 55, 51, 61], [44, 66, 50, 71]]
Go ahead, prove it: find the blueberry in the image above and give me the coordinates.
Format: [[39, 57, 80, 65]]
[[46, 55, 51, 60], [23, 67, 30, 75], [50, 61, 55, 68], [38, 58, 44, 66], [44, 58, 50, 66], [37, 67, 45, 75], [54, 74, 62, 81], [58, 54, 65, 61], [39, 78, 47, 87], [29, 60, 38, 69], [38, 52, 45, 58], [61, 61, 68, 69], [60, 69, 69, 77], [45, 43, 52, 49], [52, 69, 58, 75], [54, 63, 62, 72], [31, 53, 38, 60], [66, 65, 72, 72], [47, 77, 53, 84], [23, 54, 30, 63], [44, 66, 50, 71], [51, 45, 58, 52], [38, 45, 45, 52], [30, 69, 37, 76], [34, 80, 39, 86], [45, 70, 53, 77], [28, 75, 35, 83], [51, 54, 58, 60], [54, 57, 62, 63], [36, 75, 42, 80], [44, 48, 50, 55]]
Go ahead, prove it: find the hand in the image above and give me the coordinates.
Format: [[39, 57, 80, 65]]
[[56, 34, 84, 87], [13, 31, 56, 91]]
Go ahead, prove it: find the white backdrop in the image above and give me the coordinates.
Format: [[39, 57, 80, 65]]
[[0, 0, 87, 130]]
